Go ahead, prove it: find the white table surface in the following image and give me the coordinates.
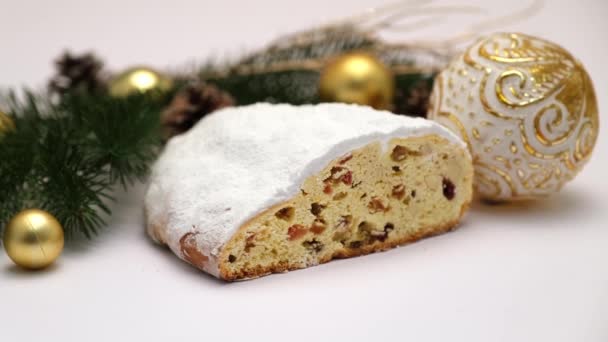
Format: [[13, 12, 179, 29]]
[[1, 1, 607, 341]]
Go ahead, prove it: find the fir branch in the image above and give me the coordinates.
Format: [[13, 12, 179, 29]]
[[59, 93, 165, 187], [0, 90, 169, 239], [201, 23, 447, 111]]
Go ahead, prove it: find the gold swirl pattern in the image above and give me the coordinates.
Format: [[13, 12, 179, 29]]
[[475, 160, 518, 198], [533, 104, 571, 146], [479, 33, 575, 110], [429, 32, 599, 200], [431, 74, 473, 151], [474, 168, 502, 199]]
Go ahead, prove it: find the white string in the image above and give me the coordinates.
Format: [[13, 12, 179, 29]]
[[257, 0, 544, 64], [365, 5, 487, 32], [339, 0, 435, 27], [330, 0, 544, 51], [422, 0, 545, 49]]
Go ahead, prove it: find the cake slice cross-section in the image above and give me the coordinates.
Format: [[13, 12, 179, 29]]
[[145, 103, 473, 281]]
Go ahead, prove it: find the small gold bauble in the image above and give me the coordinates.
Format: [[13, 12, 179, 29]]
[[319, 52, 394, 110], [0, 110, 15, 134], [109, 66, 173, 97], [3, 209, 64, 269], [428, 32, 599, 201]]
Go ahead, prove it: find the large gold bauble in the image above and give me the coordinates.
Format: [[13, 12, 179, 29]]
[[109, 66, 173, 97], [428, 32, 599, 201], [0, 110, 15, 134], [319, 52, 394, 110], [3, 209, 64, 269]]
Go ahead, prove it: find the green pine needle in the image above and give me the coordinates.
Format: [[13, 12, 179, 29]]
[[0, 90, 169, 239]]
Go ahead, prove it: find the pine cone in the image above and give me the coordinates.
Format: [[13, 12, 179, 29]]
[[393, 78, 433, 118], [48, 51, 105, 97], [161, 82, 235, 139]]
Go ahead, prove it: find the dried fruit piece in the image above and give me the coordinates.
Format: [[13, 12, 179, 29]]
[[348, 241, 363, 249], [333, 215, 353, 241], [442, 177, 455, 200], [338, 153, 353, 164], [368, 196, 390, 213], [302, 239, 324, 253], [323, 182, 333, 194], [392, 184, 406, 199], [325, 166, 353, 185], [359, 222, 394, 243], [391, 146, 408, 161], [341, 171, 353, 185], [333, 192, 347, 200], [228, 254, 237, 263], [375, 223, 395, 242], [245, 234, 256, 252], [391, 145, 421, 161], [310, 219, 327, 234], [275, 207, 295, 221], [335, 215, 353, 230], [287, 224, 308, 241], [327, 166, 347, 181], [310, 203, 325, 216]]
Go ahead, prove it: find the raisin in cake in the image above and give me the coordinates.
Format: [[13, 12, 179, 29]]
[[145, 103, 473, 281]]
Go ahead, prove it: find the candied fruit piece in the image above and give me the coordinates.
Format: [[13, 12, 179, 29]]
[[287, 224, 308, 241], [442, 177, 456, 200]]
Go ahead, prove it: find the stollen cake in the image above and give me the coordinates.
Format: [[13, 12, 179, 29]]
[[145, 103, 473, 281]]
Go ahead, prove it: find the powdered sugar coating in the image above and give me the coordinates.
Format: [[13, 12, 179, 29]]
[[145, 103, 465, 277]]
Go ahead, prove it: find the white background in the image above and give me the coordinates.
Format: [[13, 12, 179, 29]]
[[1, 0, 607, 341]]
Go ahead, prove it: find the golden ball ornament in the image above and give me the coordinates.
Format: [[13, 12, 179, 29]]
[[0, 110, 15, 134], [319, 52, 394, 110], [428, 32, 599, 201], [109, 66, 173, 97], [3, 209, 64, 269]]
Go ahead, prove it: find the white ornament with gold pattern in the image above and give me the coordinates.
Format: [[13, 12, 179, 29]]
[[428, 32, 599, 201]]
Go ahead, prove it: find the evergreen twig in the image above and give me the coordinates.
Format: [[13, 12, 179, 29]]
[[0, 90, 169, 238]]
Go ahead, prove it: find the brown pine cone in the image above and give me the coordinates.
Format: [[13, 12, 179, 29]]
[[161, 82, 235, 139], [393, 78, 433, 118], [48, 51, 105, 97]]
